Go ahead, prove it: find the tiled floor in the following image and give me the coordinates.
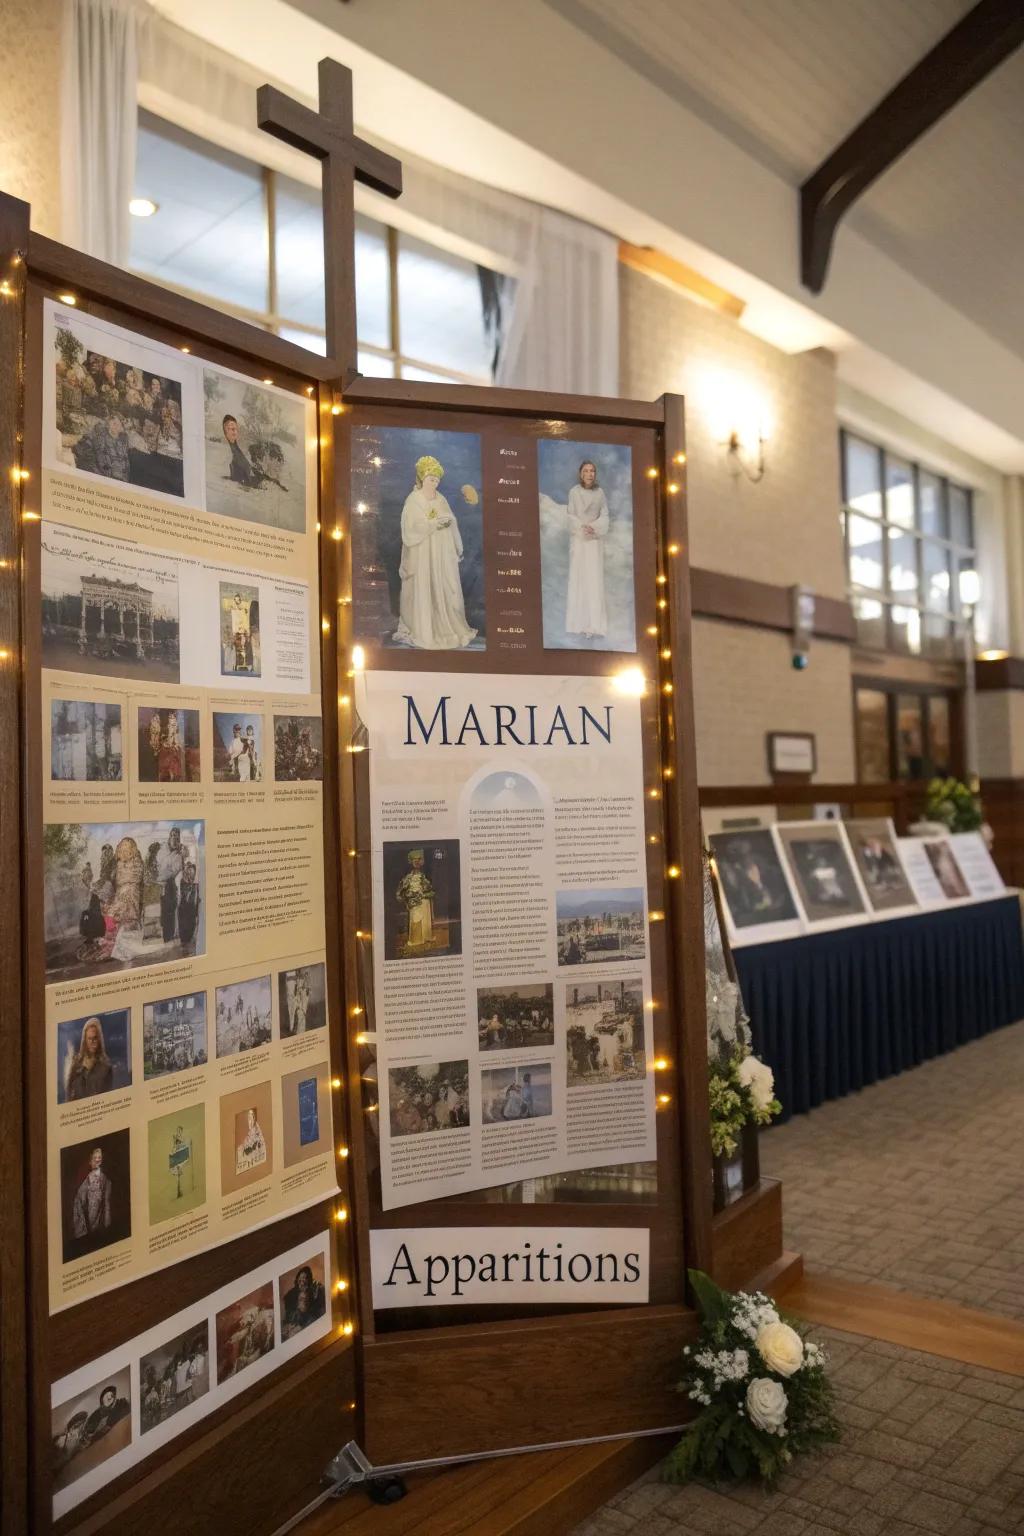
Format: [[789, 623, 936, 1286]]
[[761, 1021, 1024, 1320], [572, 1325, 1024, 1535]]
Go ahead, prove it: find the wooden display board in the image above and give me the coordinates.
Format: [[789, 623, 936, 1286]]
[[0, 57, 727, 1536]]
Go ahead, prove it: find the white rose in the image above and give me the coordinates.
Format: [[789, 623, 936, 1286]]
[[756, 1320, 804, 1377], [737, 1054, 775, 1112], [746, 1377, 788, 1434]]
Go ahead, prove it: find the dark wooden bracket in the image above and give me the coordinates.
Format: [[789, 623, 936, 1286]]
[[800, 0, 1024, 293]]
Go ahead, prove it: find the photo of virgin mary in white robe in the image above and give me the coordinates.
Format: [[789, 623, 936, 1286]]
[[393, 454, 477, 649], [541, 460, 609, 639]]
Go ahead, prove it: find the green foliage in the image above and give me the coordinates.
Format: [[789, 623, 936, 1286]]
[[43, 822, 87, 873], [54, 328, 83, 370], [664, 1269, 840, 1491], [240, 383, 299, 451], [924, 777, 983, 832], [708, 1048, 781, 1157]]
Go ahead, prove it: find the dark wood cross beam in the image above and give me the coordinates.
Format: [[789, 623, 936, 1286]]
[[800, 0, 1024, 293], [258, 58, 402, 378]]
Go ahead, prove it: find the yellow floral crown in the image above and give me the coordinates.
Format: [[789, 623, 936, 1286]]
[[415, 455, 444, 484]]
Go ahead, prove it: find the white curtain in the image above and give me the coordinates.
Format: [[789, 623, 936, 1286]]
[[61, 0, 145, 265]]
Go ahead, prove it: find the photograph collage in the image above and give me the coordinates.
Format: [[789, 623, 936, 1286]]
[[50, 1230, 332, 1520], [707, 815, 1007, 948], [48, 953, 335, 1310], [40, 303, 336, 1317], [350, 421, 640, 659]]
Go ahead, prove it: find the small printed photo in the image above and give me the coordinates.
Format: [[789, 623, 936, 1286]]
[[41, 524, 180, 684], [556, 888, 646, 966], [44, 818, 204, 983], [54, 317, 185, 497], [219, 1080, 274, 1195], [50, 700, 123, 782], [51, 1366, 132, 1496], [707, 830, 800, 932], [143, 990, 207, 1079], [382, 839, 462, 961], [477, 983, 555, 1051], [140, 1320, 210, 1434], [215, 1283, 275, 1385], [215, 974, 272, 1057], [273, 714, 323, 781], [776, 825, 867, 924], [147, 1102, 207, 1226], [281, 1061, 331, 1166], [565, 977, 646, 1087], [469, 770, 542, 811], [219, 581, 261, 679], [56, 1007, 131, 1104], [278, 961, 327, 1038], [278, 1253, 328, 1340], [481, 1063, 553, 1124], [350, 424, 485, 650], [387, 1060, 469, 1136], [212, 712, 264, 784], [204, 369, 307, 533], [538, 438, 636, 652], [60, 1129, 132, 1264], [845, 819, 918, 913], [924, 838, 971, 900], [138, 706, 201, 784]]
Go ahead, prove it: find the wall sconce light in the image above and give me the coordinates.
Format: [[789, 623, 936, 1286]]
[[704, 370, 771, 484], [726, 424, 768, 483]]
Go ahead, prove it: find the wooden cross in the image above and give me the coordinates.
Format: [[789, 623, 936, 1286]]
[[258, 58, 402, 381]]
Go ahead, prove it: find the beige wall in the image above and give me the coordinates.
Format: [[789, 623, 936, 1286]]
[[620, 266, 855, 786], [0, 0, 63, 236], [978, 691, 1024, 780]]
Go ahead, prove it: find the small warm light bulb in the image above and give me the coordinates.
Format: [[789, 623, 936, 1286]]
[[673, 451, 687, 465], [342, 1322, 355, 1336], [667, 543, 680, 556], [667, 865, 681, 879], [656, 574, 667, 585], [352, 644, 365, 671], [646, 625, 658, 637], [0, 281, 12, 298], [337, 1146, 350, 1159], [650, 910, 665, 922], [351, 1005, 364, 1016], [321, 618, 330, 633], [612, 666, 646, 697], [331, 403, 343, 416], [356, 1032, 370, 1045], [331, 527, 343, 541], [0, 648, 12, 661], [335, 1208, 349, 1223], [662, 682, 673, 694], [57, 292, 77, 306], [661, 648, 671, 660], [331, 1077, 342, 1089], [648, 835, 658, 845], [663, 765, 675, 779], [335, 1280, 349, 1293], [338, 693, 350, 706], [263, 377, 273, 386], [305, 385, 315, 396], [10, 467, 28, 483], [21, 510, 40, 522], [645, 467, 658, 479], [180, 346, 191, 354], [654, 1057, 669, 1071], [658, 598, 668, 610], [657, 1093, 671, 1106], [667, 482, 680, 494], [648, 788, 661, 799], [347, 848, 357, 858]]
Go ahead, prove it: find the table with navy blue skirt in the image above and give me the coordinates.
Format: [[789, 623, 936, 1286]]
[[733, 894, 1024, 1121]]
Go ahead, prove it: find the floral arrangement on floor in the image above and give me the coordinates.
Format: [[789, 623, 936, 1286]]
[[923, 776, 983, 832], [665, 1270, 840, 1488], [708, 1048, 781, 1158]]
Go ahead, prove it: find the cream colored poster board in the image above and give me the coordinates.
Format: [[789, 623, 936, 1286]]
[[42, 302, 336, 1311]]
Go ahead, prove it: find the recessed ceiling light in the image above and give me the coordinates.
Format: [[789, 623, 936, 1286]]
[[129, 197, 158, 218]]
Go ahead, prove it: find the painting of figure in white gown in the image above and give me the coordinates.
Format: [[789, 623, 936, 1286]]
[[538, 439, 635, 652], [350, 424, 485, 650]]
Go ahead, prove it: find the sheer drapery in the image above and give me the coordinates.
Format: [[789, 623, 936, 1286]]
[[61, 0, 146, 265]]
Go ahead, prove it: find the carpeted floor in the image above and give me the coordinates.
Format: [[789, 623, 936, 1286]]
[[760, 1021, 1024, 1321], [572, 1324, 1024, 1535]]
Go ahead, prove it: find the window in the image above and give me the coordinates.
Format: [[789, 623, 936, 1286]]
[[130, 111, 498, 383], [854, 684, 956, 783], [841, 431, 976, 661]]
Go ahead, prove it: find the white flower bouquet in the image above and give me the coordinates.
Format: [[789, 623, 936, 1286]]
[[665, 1270, 839, 1487]]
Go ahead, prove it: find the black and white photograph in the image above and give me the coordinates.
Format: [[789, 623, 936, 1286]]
[[845, 818, 919, 913], [215, 975, 273, 1057], [273, 714, 323, 781], [212, 712, 264, 783], [387, 1060, 470, 1136], [776, 823, 869, 925], [350, 424, 485, 649], [143, 991, 208, 1079], [481, 1063, 553, 1123], [44, 819, 204, 983], [278, 961, 327, 1038], [51, 1367, 132, 1496], [382, 839, 462, 960], [59, 1129, 132, 1264], [140, 1322, 210, 1434], [57, 1008, 132, 1104], [538, 438, 636, 652], [138, 706, 201, 784], [565, 977, 646, 1086], [278, 1254, 328, 1340], [556, 887, 646, 965], [477, 983, 555, 1050], [924, 838, 971, 900], [468, 770, 543, 811], [54, 315, 185, 497], [707, 829, 801, 932], [41, 524, 180, 684], [50, 700, 123, 782], [219, 581, 261, 678], [204, 369, 307, 533]]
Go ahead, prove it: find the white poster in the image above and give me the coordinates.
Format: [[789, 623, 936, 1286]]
[[361, 671, 658, 1211], [897, 835, 969, 907], [949, 832, 1007, 900]]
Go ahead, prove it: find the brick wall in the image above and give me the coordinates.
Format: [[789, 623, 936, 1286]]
[[620, 267, 855, 786], [0, 0, 63, 237]]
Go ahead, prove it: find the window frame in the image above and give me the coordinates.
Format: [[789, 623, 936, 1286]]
[[853, 677, 962, 784]]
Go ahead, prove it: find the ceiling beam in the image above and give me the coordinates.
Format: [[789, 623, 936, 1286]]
[[800, 0, 1024, 294]]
